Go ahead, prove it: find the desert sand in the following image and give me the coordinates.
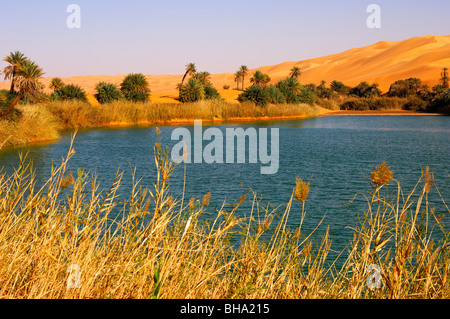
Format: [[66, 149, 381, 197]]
[[1, 34, 449, 104]]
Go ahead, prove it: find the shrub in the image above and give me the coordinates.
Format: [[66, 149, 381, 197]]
[[204, 85, 221, 100], [95, 82, 124, 104], [237, 84, 269, 107], [387, 78, 422, 97], [51, 84, 87, 102], [120, 73, 151, 103], [223, 85, 230, 90], [429, 89, 450, 113], [404, 96, 428, 111], [340, 97, 407, 111], [340, 97, 370, 110], [349, 81, 381, 98], [317, 98, 340, 110]]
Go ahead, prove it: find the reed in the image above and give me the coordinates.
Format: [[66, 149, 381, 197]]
[[0, 134, 448, 299], [0, 100, 318, 149]]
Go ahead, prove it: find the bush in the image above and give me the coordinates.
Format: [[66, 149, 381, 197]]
[[349, 81, 381, 98], [340, 97, 407, 111], [429, 89, 450, 113], [340, 97, 370, 110], [223, 85, 230, 90], [387, 78, 421, 98], [95, 82, 124, 104], [120, 73, 151, 103], [204, 85, 221, 100], [51, 84, 87, 102], [237, 84, 269, 107], [317, 98, 340, 110], [404, 96, 428, 111]]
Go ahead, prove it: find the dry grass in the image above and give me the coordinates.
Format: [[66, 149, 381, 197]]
[[44, 100, 318, 128], [0, 100, 318, 149], [0, 104, 60, 149], [0, 135, 449, 299]]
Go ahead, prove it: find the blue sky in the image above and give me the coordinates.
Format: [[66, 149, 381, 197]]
[[1, 0, 449, 77]]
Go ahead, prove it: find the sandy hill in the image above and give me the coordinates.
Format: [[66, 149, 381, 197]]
[[1, 35, 449, 102]]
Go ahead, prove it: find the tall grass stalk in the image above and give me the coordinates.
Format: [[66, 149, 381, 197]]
[[0, 135, 448, 298]]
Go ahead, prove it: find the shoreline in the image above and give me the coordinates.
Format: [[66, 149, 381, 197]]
[[318, 109, 446, 117]]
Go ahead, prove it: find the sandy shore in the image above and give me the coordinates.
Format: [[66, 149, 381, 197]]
[[318, 109, 445, 117]]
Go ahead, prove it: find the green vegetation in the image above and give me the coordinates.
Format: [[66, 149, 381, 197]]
[[1, 57, 45, 120], [95, 82, 124, 104], [178, 66, 221, 103], [289, 66, 302, 79], [180, 63, 196, 90], [237, 84, 270, 107], [238, 74, 317, 107], [441, 67, 449, 89], [330, 80, 350, 96], [250, 70, 271, 87], [239, 65, 249, 90], [120, 73, 151, 103], [51, 84, 87, 102], [0, 50, 448, 149], [2, 51, 27, 93], [349, 81, 381, 98], [49, 77, 65, 92], [387, 78, 422, 97], [179, 78, 205, 103]]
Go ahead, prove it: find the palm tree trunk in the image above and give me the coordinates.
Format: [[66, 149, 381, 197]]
[[0, 92, 22, 120], [9, 69, 16, 93], [180, 72, 188, 92], [242, 75, 245, 90]]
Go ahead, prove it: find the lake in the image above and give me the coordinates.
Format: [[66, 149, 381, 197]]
[[1, 115, 449, 255]]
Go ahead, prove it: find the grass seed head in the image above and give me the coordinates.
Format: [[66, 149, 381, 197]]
[[294, 176, 309, 202], [370, 162, 393, 186]]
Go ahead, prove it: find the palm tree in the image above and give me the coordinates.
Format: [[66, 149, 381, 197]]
[[193, 71, 211, 87], [234, 71, 243, 90], [180, 63, 197, 91], [239, 65, 248, 90], [441, 67, 449, 89], [49, 77, 65, 91], [120, 73, 151, 102], [179, 78, 205, 103], [3, 51, 27, 93], [289, 66, 302, 79], [0, 59, 44, 119], [250, 70, 271, 88]]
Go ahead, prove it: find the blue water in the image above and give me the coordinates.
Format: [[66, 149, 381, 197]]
[[1, 116, 449, 255]]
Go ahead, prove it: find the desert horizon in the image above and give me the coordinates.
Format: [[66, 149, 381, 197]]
[[1, 34, 449, 100]]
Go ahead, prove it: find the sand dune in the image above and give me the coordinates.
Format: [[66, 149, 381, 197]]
[[1, 35, 449, 101]]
